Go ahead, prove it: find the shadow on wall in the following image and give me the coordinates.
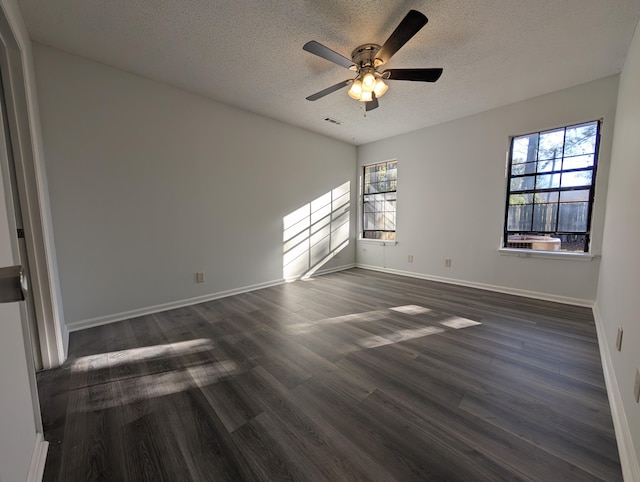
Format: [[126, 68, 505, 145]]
[[283, 181, 350, 281]]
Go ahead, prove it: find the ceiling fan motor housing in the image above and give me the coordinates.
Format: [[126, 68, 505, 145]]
[[351, 44, 384, 71]]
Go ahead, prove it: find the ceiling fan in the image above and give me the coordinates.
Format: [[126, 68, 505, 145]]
[[303, 10, 443, 111]]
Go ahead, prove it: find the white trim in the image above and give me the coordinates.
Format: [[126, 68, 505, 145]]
[[312, 262, 356, 277], [356, 264, 594, 307], [357, 238, 398, 246], [67, 278, 285, 332], [498, 247, 597, 262], [592, 304, 640, 482], [26, 433, 48, 482], [67, 265, 358, 332]]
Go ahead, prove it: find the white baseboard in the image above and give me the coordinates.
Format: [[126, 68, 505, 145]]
[[67, 264, 357, 332], [592, 304, 640, 482], [27, 433, 48, 482], [67, 277, 286, 332], [356, 264, 593, 307], [311, 262, 356, 277]]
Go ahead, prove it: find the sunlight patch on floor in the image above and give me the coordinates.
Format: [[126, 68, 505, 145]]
[[284, 303, 482, 349], [439, 317, 482, 329], [72, 338, 215, 371], [389, 305, 432, 315], [75, 360, 238, 411], [358, 326, 445, 348], [286, 309, 389, 334]]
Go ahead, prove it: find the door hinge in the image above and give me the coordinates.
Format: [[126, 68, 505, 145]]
[[17, 228, 24, 238]]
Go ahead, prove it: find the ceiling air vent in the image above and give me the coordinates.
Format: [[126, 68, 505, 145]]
[[323, 116, 343, 126]]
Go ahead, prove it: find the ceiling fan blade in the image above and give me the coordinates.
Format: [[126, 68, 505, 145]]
[[376, 10, 428, 65], [382, 68, 443, 82], [303, 41, 354, 69], [306, 79, 352, 101], [366, 94, 379, 111]]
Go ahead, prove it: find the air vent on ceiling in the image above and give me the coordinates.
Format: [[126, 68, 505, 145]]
[[323, 116, 343, 126]]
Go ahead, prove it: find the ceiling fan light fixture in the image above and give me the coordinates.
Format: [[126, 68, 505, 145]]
[[348, 79, 363, 99], [373, 78, 388, 97], [361, 71, 376, 92], [348, 74, 387, 102]]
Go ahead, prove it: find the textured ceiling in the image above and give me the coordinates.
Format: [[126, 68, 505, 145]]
[[17, 0, 640, 145]]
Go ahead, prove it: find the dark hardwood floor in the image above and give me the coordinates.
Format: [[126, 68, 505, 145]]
[[37, 268, 622, 481]]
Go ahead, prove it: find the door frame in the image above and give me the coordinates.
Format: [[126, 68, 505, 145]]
[[0, 1, 66, 368], [0, 63, 43, 369]]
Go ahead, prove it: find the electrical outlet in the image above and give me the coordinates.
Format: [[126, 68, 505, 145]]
[[445, 259, 452, 268], [196, 272, 205, 283], [616, 327, 623, 351], [635, 369, 640, 403], [408, 255, 414, 263]]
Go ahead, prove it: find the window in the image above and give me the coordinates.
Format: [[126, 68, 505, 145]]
[[362, 160, 397, 240], [504, 120, 600, 253]]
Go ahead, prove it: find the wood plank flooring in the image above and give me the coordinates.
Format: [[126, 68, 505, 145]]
[[37, 268, 622, 481]]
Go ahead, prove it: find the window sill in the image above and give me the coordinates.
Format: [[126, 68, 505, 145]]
[[358, 238, 398, 246], [498, 248, 597, 261]]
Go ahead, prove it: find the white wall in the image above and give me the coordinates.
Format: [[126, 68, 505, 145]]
[[595, 20, 640, 478], [33, 44, 357, 329], [357, 76, 619, 304]]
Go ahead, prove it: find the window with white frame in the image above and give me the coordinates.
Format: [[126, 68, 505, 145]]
[[504, 120, 600, 253], [362, 160, 397, 240]]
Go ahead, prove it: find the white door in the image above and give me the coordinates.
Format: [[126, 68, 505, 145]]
[[0, 75, 47, 482]]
